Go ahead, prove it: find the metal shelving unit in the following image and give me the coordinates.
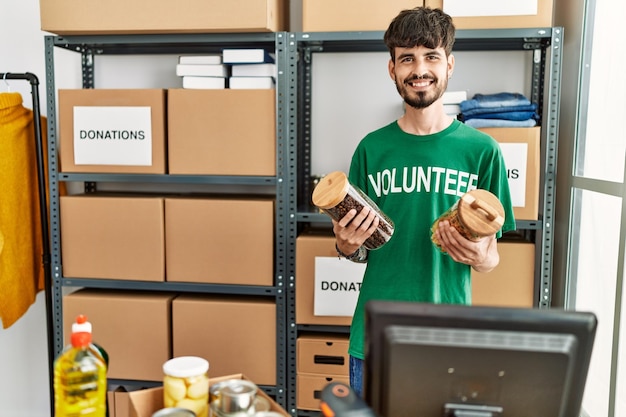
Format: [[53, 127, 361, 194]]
[[44, 27, 563, 416], [288, 27, 563, 415], [44, 31, 298, 408]]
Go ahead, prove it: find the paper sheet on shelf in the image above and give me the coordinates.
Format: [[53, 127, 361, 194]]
[[314, 256, 365, 317]]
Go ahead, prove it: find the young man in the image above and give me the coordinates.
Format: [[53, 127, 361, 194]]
[[331, 7, 517, 397]]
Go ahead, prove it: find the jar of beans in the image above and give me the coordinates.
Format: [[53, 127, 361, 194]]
[[431, 189, 505, 251], [311, 171, 394, 250]]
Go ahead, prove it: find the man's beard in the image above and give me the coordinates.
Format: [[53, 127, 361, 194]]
[[395, 75, 448, 109]]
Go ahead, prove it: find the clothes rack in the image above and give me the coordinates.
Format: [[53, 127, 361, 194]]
[[0, 72, 54, 417]]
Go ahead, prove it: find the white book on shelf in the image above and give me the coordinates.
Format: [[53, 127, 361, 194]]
[[178, 54, 223, 65], [444, 104, 461, 115], [229, 76, 275, 90], [442, 90, 468, 104], [182, 76, 226, 89], [231, 63, 277, 78], [222, 48, 275, 64], [176, 63, 229, 77]]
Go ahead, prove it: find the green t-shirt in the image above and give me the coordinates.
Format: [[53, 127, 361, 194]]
[[347, 119, 516, 359]]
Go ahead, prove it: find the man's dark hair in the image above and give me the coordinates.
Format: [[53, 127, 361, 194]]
[[384, 7, 456, 60]]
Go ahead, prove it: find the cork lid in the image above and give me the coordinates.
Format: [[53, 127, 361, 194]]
[[311, 171, 350, 209], [457, 189, 505, 236]]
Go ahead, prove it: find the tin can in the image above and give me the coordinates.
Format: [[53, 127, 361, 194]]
[[311, 171, 394, 250], [163, 356, 210, 417], [152, 408, 197, 417], [209, 379, 269, 417], [431, 189, 505, 251]]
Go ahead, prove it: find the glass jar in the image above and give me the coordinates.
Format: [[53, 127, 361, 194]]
[[311, 171, 394, 250], [152, 408, 197, 417], [431, 189, 505, 251], [163, 356, 210, 417]]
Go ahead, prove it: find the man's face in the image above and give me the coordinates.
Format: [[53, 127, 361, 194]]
[[388, 45, 454, 110]]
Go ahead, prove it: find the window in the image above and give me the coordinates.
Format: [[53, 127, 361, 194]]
[[568, 0, 626, 415]]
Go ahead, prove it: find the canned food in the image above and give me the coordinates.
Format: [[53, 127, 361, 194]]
[[163, 357, 210, 417], [209, 379, 269, 417], [152, 408, 197, 417], [312, 171, 395, 250], [431, 189, 505, 251]]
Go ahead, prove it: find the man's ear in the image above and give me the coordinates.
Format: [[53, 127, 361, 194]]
[[447, 54, 455, 79], [388, 58, 396, 81]]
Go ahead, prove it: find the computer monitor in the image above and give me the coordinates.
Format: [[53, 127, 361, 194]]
[[364, 301, 597, 417]]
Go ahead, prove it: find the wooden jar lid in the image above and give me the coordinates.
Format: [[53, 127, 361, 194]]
[[311, 171, 350, 209], [458, 189, 505, 236]]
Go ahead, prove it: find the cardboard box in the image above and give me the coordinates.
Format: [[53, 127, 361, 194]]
[[296, 233, 354, 326], [472, 241, 535, 307], [480, 127, 541, 221], [296, 374, 350, 410], [424, 0, 553, 29], [107, 388, 120, 417], [168, 89, 276, 176], [114, 386, 163, 417], [60, 195, 165, 281], [172, 295, 277, 385], [40, 0, 286, 34], [302, 0, 423, 32], [297, 335, 349, 376], [165, 197, 274, 285], [110, 375, 290, 417], [63, 289, 173, 381], [58, 89, 166, 174]]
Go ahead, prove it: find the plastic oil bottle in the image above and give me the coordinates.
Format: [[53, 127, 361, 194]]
[[54, 315, 107, 417]]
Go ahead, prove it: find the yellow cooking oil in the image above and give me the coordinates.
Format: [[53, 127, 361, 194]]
[[54, 315, 107, 417]]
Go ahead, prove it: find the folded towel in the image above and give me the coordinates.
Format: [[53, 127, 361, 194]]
[[460, 92, 531, 113], [463, 118, 537, 128]]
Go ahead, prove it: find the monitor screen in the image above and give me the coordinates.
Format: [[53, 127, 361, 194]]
[[364, 301, 597, 417]]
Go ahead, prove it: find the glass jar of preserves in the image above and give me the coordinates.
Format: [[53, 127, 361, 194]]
[[163, 356, 210, 417], [312, 171, 394, 250], [431, 189, 505, 251]]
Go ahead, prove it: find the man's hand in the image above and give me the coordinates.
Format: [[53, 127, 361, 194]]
[[332, 207, 379, 256], [434, 219, 500, 272]]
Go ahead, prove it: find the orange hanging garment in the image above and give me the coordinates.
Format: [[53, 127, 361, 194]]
[[0, 92, 48, 328]]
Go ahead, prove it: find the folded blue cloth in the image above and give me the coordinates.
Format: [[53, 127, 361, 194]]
[[459, 92, 531, 113], [463, 110, 538, 121], [463, 118, 537, 128], [462, 103, 537, 117]]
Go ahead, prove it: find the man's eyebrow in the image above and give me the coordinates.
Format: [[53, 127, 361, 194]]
[[396, 48, 444, 59], [396, 51, 415, 60]]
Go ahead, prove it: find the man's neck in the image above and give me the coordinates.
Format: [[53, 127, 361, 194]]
[[398, 104, 454, 135]]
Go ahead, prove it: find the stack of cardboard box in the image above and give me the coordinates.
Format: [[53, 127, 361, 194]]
[[296, 335, 350, 410], [64, 291, 278, 385]]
